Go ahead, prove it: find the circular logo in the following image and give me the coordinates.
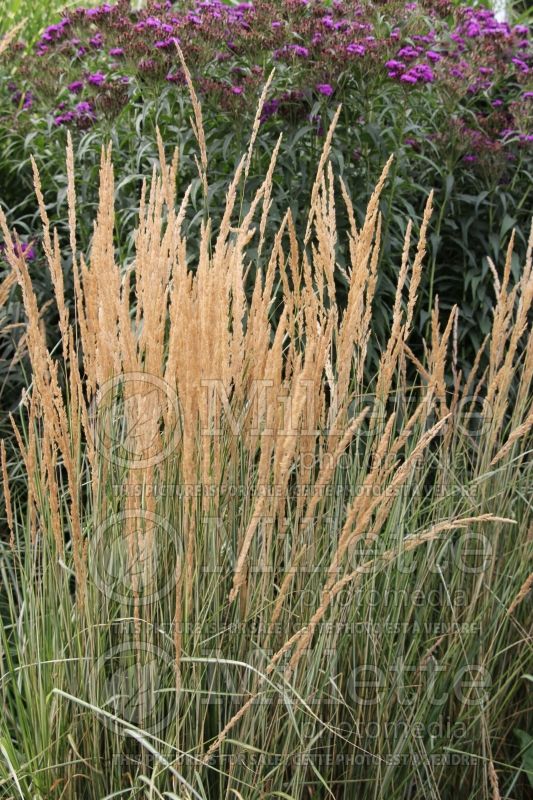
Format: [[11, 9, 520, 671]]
[[88, 372, 181, 469], [89, 509, 182, 606], [88, 639, 177, 734]]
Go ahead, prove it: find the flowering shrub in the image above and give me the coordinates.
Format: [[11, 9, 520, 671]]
[[3, 1, 531, 145], [0, 0, 531, 377]]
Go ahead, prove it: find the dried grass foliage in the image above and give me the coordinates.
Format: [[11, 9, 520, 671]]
[[0, 92, 531, 767]]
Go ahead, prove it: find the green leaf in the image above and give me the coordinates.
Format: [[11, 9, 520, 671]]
[[515, 729, 533, 788]]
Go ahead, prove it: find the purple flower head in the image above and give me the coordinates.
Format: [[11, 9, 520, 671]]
[[87, 72, 105, 86], [386, 60, 404, 70], [86, 4, 112, 18], [491, 99, 503, 107], [54, 111, 75, 125], [426, 50, 441, 63], [463, 154, 477, 163], [316, 83, 334, 96], [386, 58, 406, 78], [74, 101, 96, 127], [260, 98, 280, 122], [1, 240, 36, 262], [230, 85, 243, 94], [109, 47, 124, 57], [466, 23, 480, 38], [76, 101, 94, 115], [347, 43, 366, 56], [398, 45, 421, 60], [400, 63, 434, 85], [41, 20, 69, 42], [68, 80, 83, 94], [22, 243, 36, 261], [512, 57, 529, 73], [523, 91, 533, 100], [274, 44, 309, 60], [89, 34, 103, 49]]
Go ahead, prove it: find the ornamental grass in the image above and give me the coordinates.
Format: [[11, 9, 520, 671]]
[[0, 91, 532, 799]]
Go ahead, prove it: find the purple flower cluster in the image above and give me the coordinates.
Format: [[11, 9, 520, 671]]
[[397, 45, 423, 61], [346, 43, 365, 57], [6, 81, 33, 111], [25, 1, 531, 95], [54, 100, 96, 126], [36, 16, 71, 54], [274, 44, 309, 60], [387, 58, 434, 86], [87, 72, 106, 86], [85, 3, 114, 19], [3, 0, 530, 150], [260, 97, 280, 122], [400, 63, 434, 84], [456, 6, 516, 41]]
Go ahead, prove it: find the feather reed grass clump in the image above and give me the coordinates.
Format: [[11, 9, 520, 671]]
[[0, 97, 532, 800]]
